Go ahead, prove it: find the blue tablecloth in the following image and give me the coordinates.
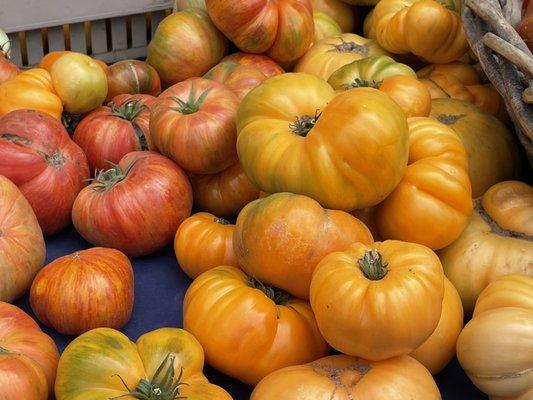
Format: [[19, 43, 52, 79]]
[[16, 225, 488, 399]]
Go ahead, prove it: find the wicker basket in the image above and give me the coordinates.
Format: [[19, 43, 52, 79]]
[[462, 0, 533, 165]]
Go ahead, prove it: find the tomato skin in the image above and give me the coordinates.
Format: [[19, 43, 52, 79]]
[[0, 176, 45, 302], [204, 61, 268, 101], [379, 76, 432, 117], [174, 212, 238, 278], [105, 59, 161, 102], [0, 53, 19, 83], [0, 109, 89, 235], [0, 302, 59, 398], [147, 9, 228, 87], [150, 78, 239, 174], [73, 94, 156, 173], [221, 52, 284, 77], [313, 12, 342, 42], [0, 68, 63, 120], [190, 162, 260, 218], [310, 0, 356, 32], [237, 74, 409, 211], [410, 278, 464, 374], [55, 327, 231, 400], [371, 0, 469, 63], [50, 52, 108, 114], [72, 151, 193, 257], [30, 247, 134, 335], [39, 51, 108, 74], [234, 193, 373, 299], [375, 117, 473, 250], [251, 354, 441, 400], [206, 0, 314, 64], [310, 240, 444, 361], [184, 265, 329, 385], [174, 0, 206, 11]]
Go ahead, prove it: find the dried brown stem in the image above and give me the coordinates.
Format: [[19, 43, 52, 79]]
[[482, 33, 533, 77]]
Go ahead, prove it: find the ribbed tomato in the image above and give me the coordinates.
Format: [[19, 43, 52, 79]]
[[0, 109, 89, 235], [221, 52, 284, 77], [204, 61, 268, 101]]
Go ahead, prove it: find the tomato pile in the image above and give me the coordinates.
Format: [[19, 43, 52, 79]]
[[0, 1, 532, 399]]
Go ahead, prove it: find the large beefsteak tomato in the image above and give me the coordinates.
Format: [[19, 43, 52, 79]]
[[150, 78, 239, 174], [105, 59, 161, 101], [183, 265, 329, 385], [237, 73, 409, 211], [0, 302, 59, 399], [55, 327, 231, 400], [72, 151, 193, 257], [0, 175, 45, 302], [147, 9, 228, 87], [30, 247, 134, 335], [206, 0, 314, 64], [310, 240, 445, 360], [190, 162, 260, 218], [204, 61, 268, 101], [0, 109, 89, 235], [73, 95, 155, 173], [234, 192, 373, 299]]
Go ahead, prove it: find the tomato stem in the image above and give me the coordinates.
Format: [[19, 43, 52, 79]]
[[290, 110, 321, 137], [435, 113, 466, 125], [345, 78, 380, 90], [329, 39, 369, 55], [215, 217, 231, 225], [91, 158, 139, 192], [109, 99, 147, 121], [247, 276, 290, 306], [171, 85, 211, 115], [358, 250, 388, 280]]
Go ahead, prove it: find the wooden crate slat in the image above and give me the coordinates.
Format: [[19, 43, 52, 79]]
[[131, 14, 147, 48], [91, 19, 108, 55], [93, 46, 148, 64], [69, 23, 87, 53], [25, 29, 44, 66], [111, 17, 128, 51], [47, 26, 65, 52], [7, 33, 23, 66]]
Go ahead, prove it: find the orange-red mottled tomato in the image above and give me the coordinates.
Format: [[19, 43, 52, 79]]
[[221, 52, 284, 77], [30, 247, 134, 335], [0, 53, 19, 83], [206, 0, 314, 64], [204, 61, 268, 101], [150, 78, 239, 174], [105, 59, 161, 101]]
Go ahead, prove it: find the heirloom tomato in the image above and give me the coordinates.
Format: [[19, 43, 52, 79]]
[[190, 162, 260, 218], [204, 61, 268, 101], [0, 109, 89, 235], [410, 278, 464, 374], [183, 265, 329, 385], [375, 117, 473, 250], [39, 51, 108, 73], [430, 99, 520, 197], [174, 212, 238, 278], [234, 192, 373, 299], [379, 76, 432, 117], [310, 0, 356, 32], [72, 151, 193, 257], [0, 175, 45, 302], [150, 78, 239, 174], [73, 95, 155, 173], [310, 240, 445, 360], [237, 73, 409, 211], [147, 9, 228, 86], [440, 181, 533, 314], [313, 12, 342, 42], [221, 52, 284, 77], [457, 275, 533, 399], [0, 53, 18, 84], [0, 302, 59, 399], [0, 68, 63, 119], [30, 248, 134, 335], [295, 33, 388, 80], [370, 0, 469, 63], [174, 0, 206, 11], [251, 355, 440, 400], [55, 327, 232, 400], [417, 62, 483, 86], [50, 52, 108, 114], [206, 0, 314, 64], [105, 59, 161, 101]]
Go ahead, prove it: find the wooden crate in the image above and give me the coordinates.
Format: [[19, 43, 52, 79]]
[[0, 0, 173, 66]]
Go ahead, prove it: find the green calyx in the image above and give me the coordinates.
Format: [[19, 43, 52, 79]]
[[247, 276, 290, 306], [91, 159, 138, 192], [345, 78, 380, 89], [109, 99, 147, 121], [358, 250, 388, 281], [289, 110, 321, 137], [111, 353, 188, 400], [171, 85, 211, 115]]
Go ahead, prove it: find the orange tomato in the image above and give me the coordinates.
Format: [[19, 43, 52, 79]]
[[174, 212, 238, 278], [379, 75, 432, 117]]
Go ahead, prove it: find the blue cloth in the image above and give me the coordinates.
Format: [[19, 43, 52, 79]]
[[16, 225, 488, 399]]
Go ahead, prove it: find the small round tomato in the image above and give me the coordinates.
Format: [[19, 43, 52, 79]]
[[105, 59, 161, 101]]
